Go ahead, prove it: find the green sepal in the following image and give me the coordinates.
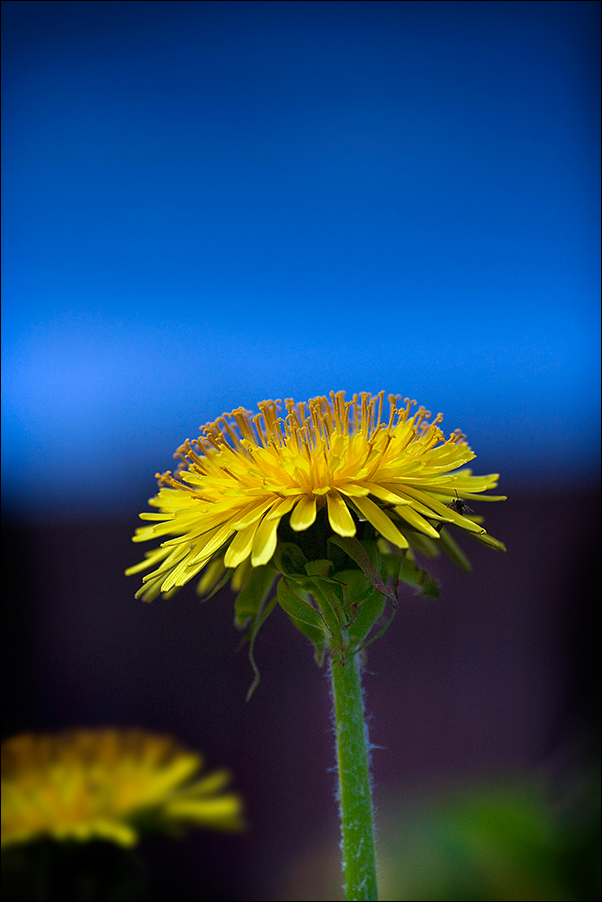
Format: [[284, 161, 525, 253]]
[[328, 535, 398, 608], [468, 530, 507, 552], [232, 564, 280, 701], [272, 541, 308, 576], [332, 567, 374, 604], [347, 593, 387, 648], [304, 559, 333, 579], [438, 527, 472, 571], [397, 555, 440, 598], [303, 559, 346, 612], [243, 593, 279, 701], [405, 530, 441, 559], [233, 563, 278, 628], [276, 578, 329, 663], [334, 569, 388, 648], [272, 556, 346, 641], [195, 567, 233, 603], [301, 562, 350, 641]]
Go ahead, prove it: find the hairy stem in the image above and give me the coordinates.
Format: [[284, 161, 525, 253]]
[[329, 647, 378, 901]]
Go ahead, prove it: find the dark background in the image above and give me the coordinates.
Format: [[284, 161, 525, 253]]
[[2, 2, 600, 900], [3, 490, 600, 900]]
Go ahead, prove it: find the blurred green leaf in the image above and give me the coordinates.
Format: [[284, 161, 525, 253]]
[[276, 578, 329, 663], [233, 563, 277, 628], [397, 556, 440, 598], [329, 535, 397, 608]]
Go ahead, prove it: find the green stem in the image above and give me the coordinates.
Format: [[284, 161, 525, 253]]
[[329, 646, 378, 901]]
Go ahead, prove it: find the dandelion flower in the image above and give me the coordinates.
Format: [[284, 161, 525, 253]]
[[127, 392, 505, 602], [125, 392, 507, 901], [1, 729, 244, 849]]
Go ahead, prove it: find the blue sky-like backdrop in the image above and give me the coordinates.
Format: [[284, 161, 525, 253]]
[[2, 0, 600, 516]]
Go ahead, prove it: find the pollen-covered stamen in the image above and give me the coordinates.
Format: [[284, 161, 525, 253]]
[[251, 412, 268, 448], [317, 404, 334, 445], [207, 418, 230, 450], [290, 422, 308, 461], [198, 422, 226, 453], [349, 393, 359, 433], [283, 399, 308, 452], [411, 406, 430, 434], [292, 399, 309, 433], [280, 404, 296, 447], [306, 429, 324, 486], [228, 409, 257, 447], [359, 392, 371, 436], [361, 394, 375, 437], [178, 440, 210, 471], [307, 398, 328, 446], [370, 392, 384, 435], [271, 418, 289, 451], [398, 397, 417, 426], [284, 419, 302, 458], [330, 391, 348, 435], [372, 391, 385, 433], [450, 428, 468, 445], [256, 400, 283, 447], [371, 424, 392, 453], [419, 424, 447, 453], [157, 471, 194, 491], [343, 392, 354, 435], [386, 396, 399, 431]]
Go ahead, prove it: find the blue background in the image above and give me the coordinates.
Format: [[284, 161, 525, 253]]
[[2, 0, 600, 517], [2, 5, 600, 901]]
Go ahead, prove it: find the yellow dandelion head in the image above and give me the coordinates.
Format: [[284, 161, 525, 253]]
[[127, 392, 505, 603], [1, 729, 244, 850]]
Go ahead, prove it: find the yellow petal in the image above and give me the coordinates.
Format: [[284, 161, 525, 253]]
[[289, 495, 317, 531], [251, 516, 280, 566], [352, 496, 408, 549], [326, 492, 356, 536], [224, 521, 259, 569], [394, 504, 441, 538]]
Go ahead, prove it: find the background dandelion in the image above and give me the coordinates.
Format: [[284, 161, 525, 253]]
[[2, 2, 599, 900]]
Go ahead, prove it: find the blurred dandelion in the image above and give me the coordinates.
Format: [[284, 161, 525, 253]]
[[1, 728, 244, 850]]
